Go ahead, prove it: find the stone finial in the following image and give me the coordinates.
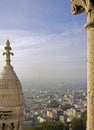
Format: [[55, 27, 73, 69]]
[[3, 40, 14, 65], [71, 0, 87, 15]]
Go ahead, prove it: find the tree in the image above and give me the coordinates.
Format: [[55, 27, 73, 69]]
[[26, 121, 65, 130], [81, 111, 87, 130], [71, 111, 87, 130], [71, 118, 83, 130]]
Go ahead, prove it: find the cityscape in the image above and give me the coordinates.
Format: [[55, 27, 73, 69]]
[[1, 0, 94, 130], [23, 81, 87, 129]]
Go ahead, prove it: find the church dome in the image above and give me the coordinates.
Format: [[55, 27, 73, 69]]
[[0, 40, 23, 107], [0, 40, 23, 130]]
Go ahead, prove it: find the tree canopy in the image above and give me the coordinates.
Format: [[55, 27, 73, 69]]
[[71, 111, 87, 130], [26, 121, 65, 130]]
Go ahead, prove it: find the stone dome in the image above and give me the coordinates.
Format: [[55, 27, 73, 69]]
[[0, 40, 24, 130], [0, 64, 23, 107], [0, 40, 23, 107]]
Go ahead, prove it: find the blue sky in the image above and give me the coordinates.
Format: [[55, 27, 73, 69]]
[[0, 0, 87, 82]]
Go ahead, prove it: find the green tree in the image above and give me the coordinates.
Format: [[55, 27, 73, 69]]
[[26, 121, 65, 130], [81, 111, 87, 130], [71, 111, 87, 130], [71, 118, 83, 130], [27, 126, 41, 130]]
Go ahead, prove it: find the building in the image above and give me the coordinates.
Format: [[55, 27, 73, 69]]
[[23, 121, 32, 129], [47, 109, 58, 120], [37, 116, 46, 123], [0, 40, 24, 130]]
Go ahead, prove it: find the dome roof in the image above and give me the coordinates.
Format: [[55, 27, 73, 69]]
[[0, 40, 23, 107], [0, 65, 19, 80]]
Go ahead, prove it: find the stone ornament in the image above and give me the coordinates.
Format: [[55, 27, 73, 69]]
[[3, 40, 14, 66], [71, 0, 87, 15]]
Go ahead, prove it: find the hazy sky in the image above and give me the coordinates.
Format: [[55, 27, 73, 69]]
[[0, 0, 87, 82]]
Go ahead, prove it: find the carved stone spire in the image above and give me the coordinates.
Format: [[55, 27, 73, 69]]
[[71, 0, 94, 130], [3, 40, 14, 66]]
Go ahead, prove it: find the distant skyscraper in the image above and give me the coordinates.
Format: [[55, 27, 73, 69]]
[[0, 40, 24, 130]]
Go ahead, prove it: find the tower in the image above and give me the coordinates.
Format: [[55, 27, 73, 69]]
[[0, 40, 24, 130], [71, 0, 94, 130]]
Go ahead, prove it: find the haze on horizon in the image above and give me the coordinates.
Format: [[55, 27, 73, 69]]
[[0, 0, 87, 83]]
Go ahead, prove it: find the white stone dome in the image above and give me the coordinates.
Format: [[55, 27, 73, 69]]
[[0, 64, 23, 107], [0, 40, 23, 130]]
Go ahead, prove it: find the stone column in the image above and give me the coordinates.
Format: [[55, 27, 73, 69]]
[[71, 0, 94, 130]]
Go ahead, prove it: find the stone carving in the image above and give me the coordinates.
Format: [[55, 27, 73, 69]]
[[71, 0, 87, 15], [0, 94, 21, 106], [3, 40, 14, 66], [71, 0, 94, 17], [0, 111, 13, 120], [0, 79, 22, 89], [71, 0, 94, 130], [0, 123, 15, 130]]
